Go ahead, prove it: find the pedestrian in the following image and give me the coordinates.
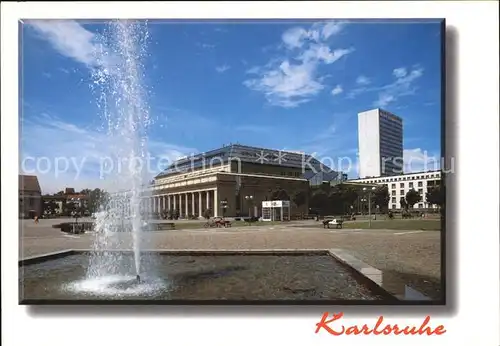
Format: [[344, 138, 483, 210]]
[[34, 215, 39, 224]]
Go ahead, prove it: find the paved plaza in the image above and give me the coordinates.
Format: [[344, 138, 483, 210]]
[[19, 218, 442, 300]]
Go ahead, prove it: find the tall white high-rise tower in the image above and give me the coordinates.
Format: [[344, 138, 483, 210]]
[[357, 108, 403, 178]]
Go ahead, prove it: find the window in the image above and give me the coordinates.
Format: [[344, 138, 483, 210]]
[[418, 181, 423, 187], [418, 203, 423, 209], [418, 188, 423, 194], [391, 183, 396, 189], [400, 189, 404, 195], [409, 182, 414, 188], [400, 183, 404, 188], [392, 204, 396, 209], [392, 197, 396, 203], [391, 191, 396, 196]]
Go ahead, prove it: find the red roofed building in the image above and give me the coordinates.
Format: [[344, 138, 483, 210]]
[[19, 175, 42, 219]]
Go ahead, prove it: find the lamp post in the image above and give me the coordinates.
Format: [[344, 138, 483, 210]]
[[71, 198, 81, 224], [220, 198, 228, 218], [245, 195, 254, 217], [363, 187, 376, 228]]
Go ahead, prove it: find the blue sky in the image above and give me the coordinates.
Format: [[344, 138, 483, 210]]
[[20, 20, 442, 193]]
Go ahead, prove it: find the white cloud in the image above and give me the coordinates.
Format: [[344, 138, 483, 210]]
[[320, 21, 347, 40], [282, 27, 311, 49], [313, 124, 337, 141], [393, 67, 407, 78], [26, 20, 150, 80], [331, 84, 343, 96], [403, 148, 441, 174], [20, 115, 196, 194], [356, 75, 371, 85], [244, 21, 353, 108], [346, 66, 424, 105], [281, 20, 348, 50], [215, 64, 231, 73], [197, 43, 215, 49], [374, 66, 424, 107], [299, 45, 353, 64], [244, 60, 324, 108], [26, 20, 106, 69]]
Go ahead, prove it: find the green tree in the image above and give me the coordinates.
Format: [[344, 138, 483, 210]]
[[373, 186, 390, 213], [327, 185, 358, 215], [405, 189, 422, 209], [400, 197, 408, 210], [340, 186, 358, 214], [88, 188, 109, 213], [63, 201, 76, 216], [327, 190, 344, 215], [426, 186, 443, 209], [292, 190, 307, 208], [309, 190, 329, 215], [43, 199, 59, 215], [270, 187, 290, 201], [203, 208, 211, 220]]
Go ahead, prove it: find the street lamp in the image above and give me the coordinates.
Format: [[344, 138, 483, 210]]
[[220, 199, 228, 218], [363, 187, 376, 228], [71, 198, 81, 223], [245, 195, 254, 217]]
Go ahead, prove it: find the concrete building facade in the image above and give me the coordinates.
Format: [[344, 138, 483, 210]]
[[358, 108, 403, 178], [348, 170, 442, 210], [134, 144, 344, 218]]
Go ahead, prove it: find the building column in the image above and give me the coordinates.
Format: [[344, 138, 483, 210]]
[[191, 193, 195, 218], [184, 193, 189, 217], [178, 194, 183, 216], [213, 189, 219, 217], [198, 192, 203, 217], [173, 195, 177, 210], [167, 195, 171, 210], [206, 190, 210, 211]]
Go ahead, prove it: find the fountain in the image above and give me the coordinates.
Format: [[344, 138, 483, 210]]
[[65, 19, 166, 297]]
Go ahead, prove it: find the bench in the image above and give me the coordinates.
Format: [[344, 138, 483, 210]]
[[152, 223, 175, 231], [322, 219, 344, 229], [58, 222, 94, 234], [204, 219, 232, 228], [243, 217, 259, 225], [220, 220, 232, 228]]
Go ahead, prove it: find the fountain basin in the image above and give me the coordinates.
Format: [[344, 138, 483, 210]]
[[19, 249, 431, 304]]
